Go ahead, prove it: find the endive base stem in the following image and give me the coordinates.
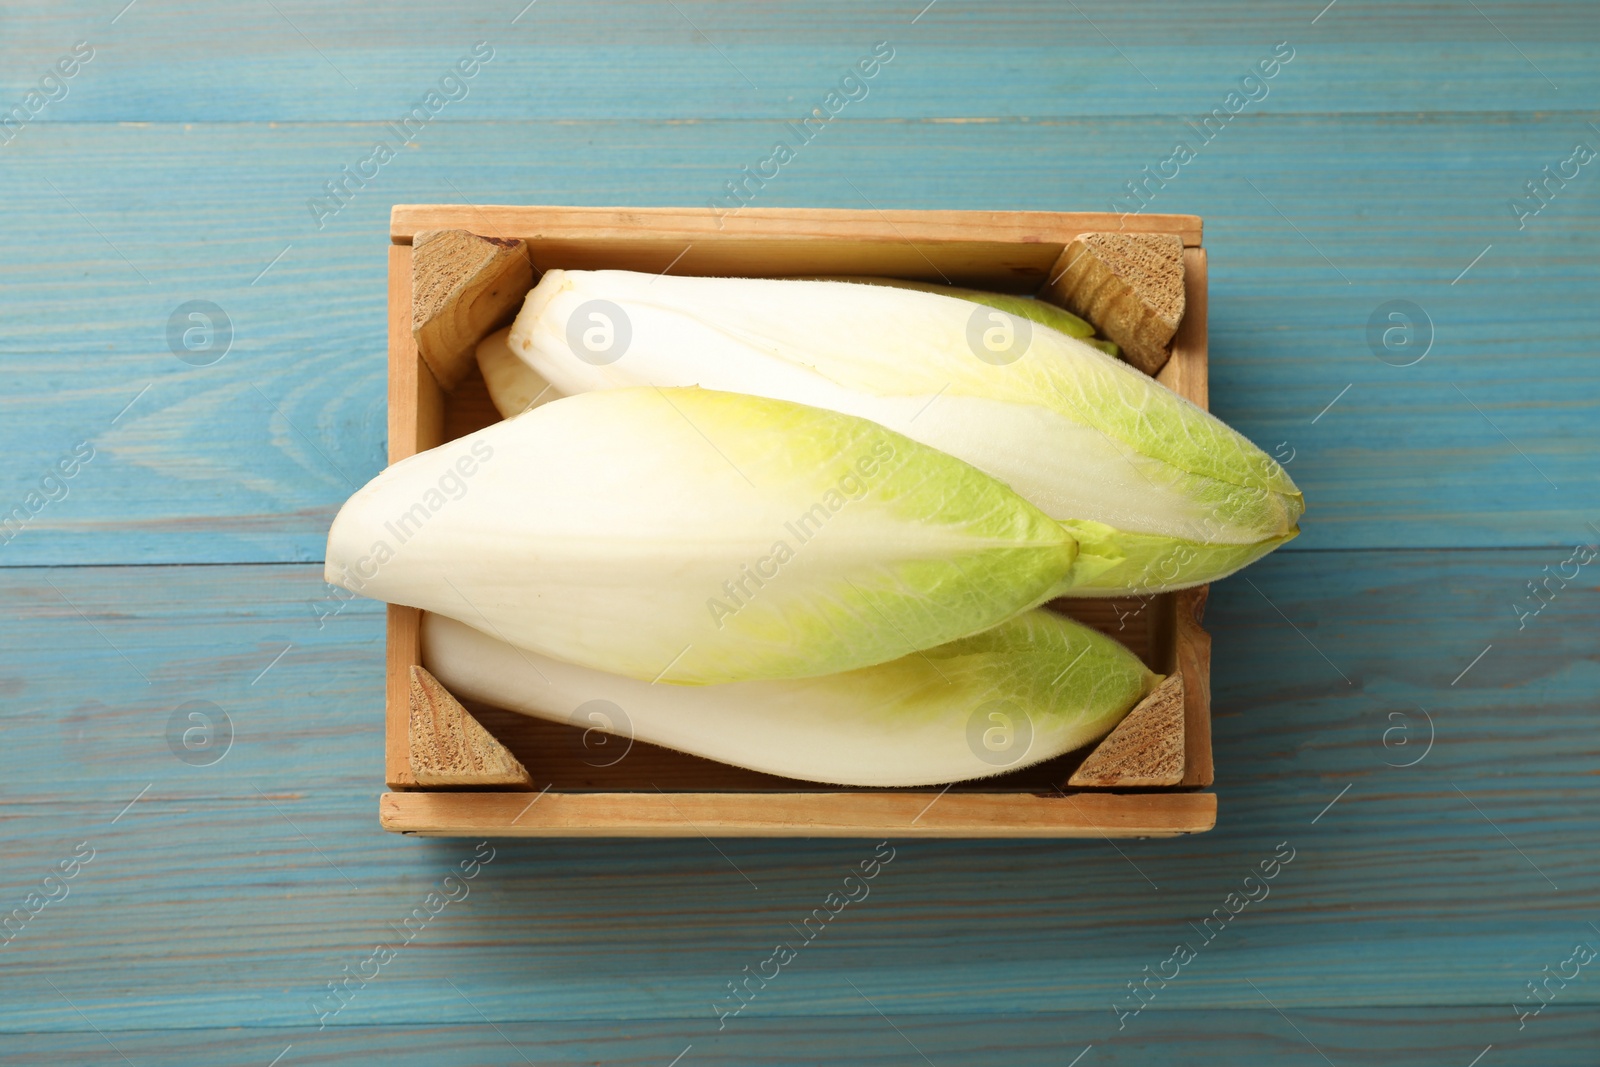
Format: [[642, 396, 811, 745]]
[[1053, 519, 1300, 597]]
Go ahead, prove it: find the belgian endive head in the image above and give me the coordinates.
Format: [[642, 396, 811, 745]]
[[507, 269, 1302, 592], [424, 608, 1158, 787], [327, 387, 1088, 685]]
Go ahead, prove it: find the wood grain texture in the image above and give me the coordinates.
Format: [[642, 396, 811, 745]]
[[382, 243, 429, 789], [406, 665, 531, 787], [0, 117, 1596, 563], [0, 551, 1594, 1038], [1069, 674, 1186, 788], [1175, 586, 1216, 788], [1049, 232, 1186, 374], [410, 228, 532, 389], [2, 1011, 1597, 1067], [380, 790, 1216, 838], [1158, 248, 1211, 414], [1, 1, 1596, 121], [1, 1, 1596, 1060], [392, 203, 1203, 247]]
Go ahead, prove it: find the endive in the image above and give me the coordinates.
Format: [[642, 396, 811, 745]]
[[509, 270, 1302, 590], [328, 387, 1101, 685], [476, 325, 559, 419], [423, 609, 1157, 786], [821, 275, 1122, 356], [818, 275, 1099, 339]]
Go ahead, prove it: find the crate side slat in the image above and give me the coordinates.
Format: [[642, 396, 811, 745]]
[[1176, 588, 1214, 786], [384, 243, 443, 790], [1158, 246, 1209, 408], [521, 240, 1060, 290], [380, 790, 1217, 838], [1164, 245, 1214, 786], [390, 204, 1203, 247]]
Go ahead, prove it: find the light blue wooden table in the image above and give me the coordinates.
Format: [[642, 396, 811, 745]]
[[2, 2, 1596, 1063]]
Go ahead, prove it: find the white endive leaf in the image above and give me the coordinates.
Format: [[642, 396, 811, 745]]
[[475, 326, 560, 419], [423, 610, 1156, 787], [509, 270, 1302, 554], [326, 387, 1081, 685], [817, 274, 1097, 338]]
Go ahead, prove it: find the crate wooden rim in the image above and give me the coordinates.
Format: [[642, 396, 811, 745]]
[[382, 204, 1214, 838]]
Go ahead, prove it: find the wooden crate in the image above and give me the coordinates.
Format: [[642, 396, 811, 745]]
[[379, 205, 1215, 838]]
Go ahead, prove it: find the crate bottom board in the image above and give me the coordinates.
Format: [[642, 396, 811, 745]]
[[379, 789, 1217, 838]]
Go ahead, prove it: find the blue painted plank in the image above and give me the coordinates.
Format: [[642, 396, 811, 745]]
[[0, 0, 1596, 1059], [0, 115, 1596, 565], [0, 551, 1594, 1037], [0, 1, 1592, 122], [0, 1011, 1597, 1067]]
